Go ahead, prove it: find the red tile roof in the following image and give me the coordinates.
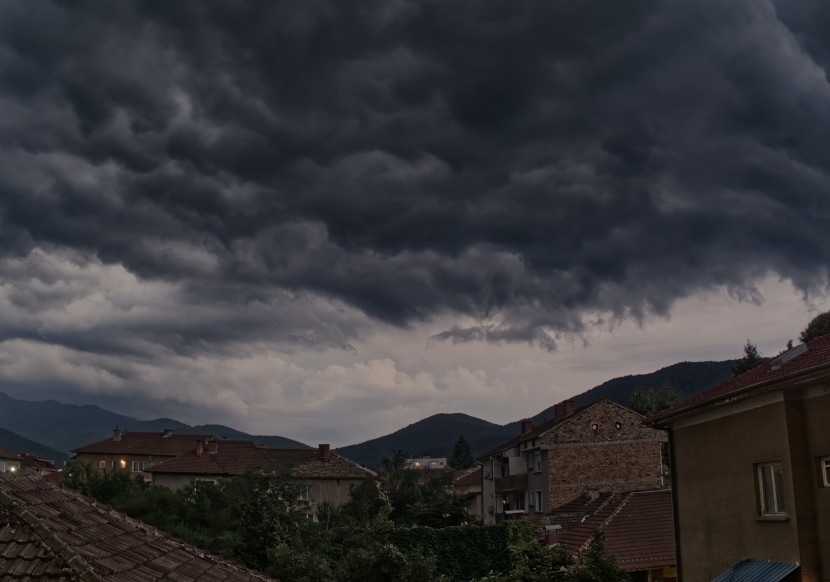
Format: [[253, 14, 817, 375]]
[[453, 466, 482, 486], [73, 432, 213, 457], [548, 489, 675, 572], [149, 441, 375, 480], [649, 333, 830, 426], [0, 471, 275, 581]]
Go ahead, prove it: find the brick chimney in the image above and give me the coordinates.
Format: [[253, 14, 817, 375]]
[[196, 440, 204, 457], [553, 400, 575, 419], [520, 418, 533, 434], [113, 427, 122, 442], [319, 443, 331, 462]]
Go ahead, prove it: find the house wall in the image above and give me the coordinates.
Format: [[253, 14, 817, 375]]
[[308, 478, 363, 510], [542, 401, 665, 508], [801, 387, 830, 582], [75, 453, 162, 480], [672, 395, 801, 581]]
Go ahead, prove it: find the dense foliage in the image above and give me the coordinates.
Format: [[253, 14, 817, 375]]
[[800, 311, 830, 343], [629, 383, 682, 416], [449, 435, 476, 469], [64, 462, 629, 581]]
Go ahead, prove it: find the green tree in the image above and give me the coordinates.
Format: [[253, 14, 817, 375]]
[[732, 339, 764, 375], [629, 383, 682, 416], [800, 311, 830, 343], [566, 530, 629, 582], [449, 435, 476, 469]]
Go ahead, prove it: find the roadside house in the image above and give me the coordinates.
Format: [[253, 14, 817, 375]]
[[72, 428, 212, 480], [649, 335, 830, 581], [0, 448, 21, 474], [148, 440, 376, 520], [479, 399, 666, 524]]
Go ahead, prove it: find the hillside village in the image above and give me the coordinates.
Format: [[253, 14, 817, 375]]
[[2, 312, 830, 581]]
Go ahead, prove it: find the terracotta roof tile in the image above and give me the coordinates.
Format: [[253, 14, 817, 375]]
[[548, 489, 675, 572], [149, 441, 375, 480], [0, 471, 276, 581], [73, 432, 213, 456], [453, 466, 482, 486], [650, 333, 830, 425]]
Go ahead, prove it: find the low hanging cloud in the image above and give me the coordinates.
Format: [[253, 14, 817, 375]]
[[1, 0, 830, 364]]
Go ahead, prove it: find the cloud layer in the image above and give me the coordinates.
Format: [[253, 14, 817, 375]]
[[1, 1, 829, 442]]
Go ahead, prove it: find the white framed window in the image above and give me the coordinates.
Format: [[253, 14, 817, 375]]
[[98, 460, 106, 469], [821, 457, 830, 488], [757, 462, 786, 515], [131, 461, 146, 472], [534, 451, 542, 473], [0, 462, 6, 472], [297, 484, 312, 502]]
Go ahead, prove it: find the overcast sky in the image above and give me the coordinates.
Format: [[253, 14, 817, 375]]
[[1, 1, 829, 446]]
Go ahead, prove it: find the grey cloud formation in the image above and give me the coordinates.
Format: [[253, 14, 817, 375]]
[[1, 0, 830, 363]]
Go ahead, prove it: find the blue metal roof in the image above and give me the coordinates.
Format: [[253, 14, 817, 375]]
[[711, 559, 799, 582]]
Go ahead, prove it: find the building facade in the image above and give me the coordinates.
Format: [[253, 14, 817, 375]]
[[479, 399, 666, 524], [651, 336, 830, 581]]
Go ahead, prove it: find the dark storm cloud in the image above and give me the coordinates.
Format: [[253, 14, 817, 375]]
[[1, 0, 829, 353]]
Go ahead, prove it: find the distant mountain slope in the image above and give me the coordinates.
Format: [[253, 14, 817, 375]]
[[0, 392, 308, 454], [529, 360, 735, 424], [342, 360, 735, 467], [336, 413, 516, 468], [0, 428, 71, 466]]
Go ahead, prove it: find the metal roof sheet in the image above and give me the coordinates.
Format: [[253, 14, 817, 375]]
[[711, 559, 799, 582]]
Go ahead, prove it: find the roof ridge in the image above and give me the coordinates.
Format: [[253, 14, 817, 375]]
[[0, 481, 101, 581]]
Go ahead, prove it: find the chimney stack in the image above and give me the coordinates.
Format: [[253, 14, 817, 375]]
[[554, 400, 575, 419], [520, 418, 533, 434], [196, 440, 204, 457], [319, 443, 331, 462], [113, 427, 122, 442]]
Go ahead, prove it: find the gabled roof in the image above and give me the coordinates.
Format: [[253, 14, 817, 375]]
[[0, 448, 21, 462], [73, 432, 213, 457], [454, 466, 482, 486], [478, 399, 640, 460], [149, 441, 375, 480], [649, 333, 830, 426], [548, 489, 675, 572], [0, 471, 274, 581]]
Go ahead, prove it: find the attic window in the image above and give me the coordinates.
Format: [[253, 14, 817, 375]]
[[821, 457, 830, 488], [590, 422, 599, 432], [615, 422, 622, 430]]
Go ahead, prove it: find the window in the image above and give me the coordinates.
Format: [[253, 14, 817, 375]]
[[534, 451, 542, 473], [757, 462, 786, 515], [0, 462, 6, 472], [535, 491, 543, 512], [297, 485, 312, 502], [131, 461, 146, 472], [821, 457, 830, 488], [98, 460, 106, 469]]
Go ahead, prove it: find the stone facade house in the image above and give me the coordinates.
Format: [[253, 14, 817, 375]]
[[479, 399, 666, 524], [650, 335, 830, 582], [148, 440, 376, 520]]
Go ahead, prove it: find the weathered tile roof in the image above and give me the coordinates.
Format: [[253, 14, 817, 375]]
[[149, 441, 375, 480], [73, 432, 212, 457], [649, 333, 830, 426], [548, 489, 675, 572], [0, 448, 21, 462], [0, 471, 276, 581], [453, 466, 482, 486]]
